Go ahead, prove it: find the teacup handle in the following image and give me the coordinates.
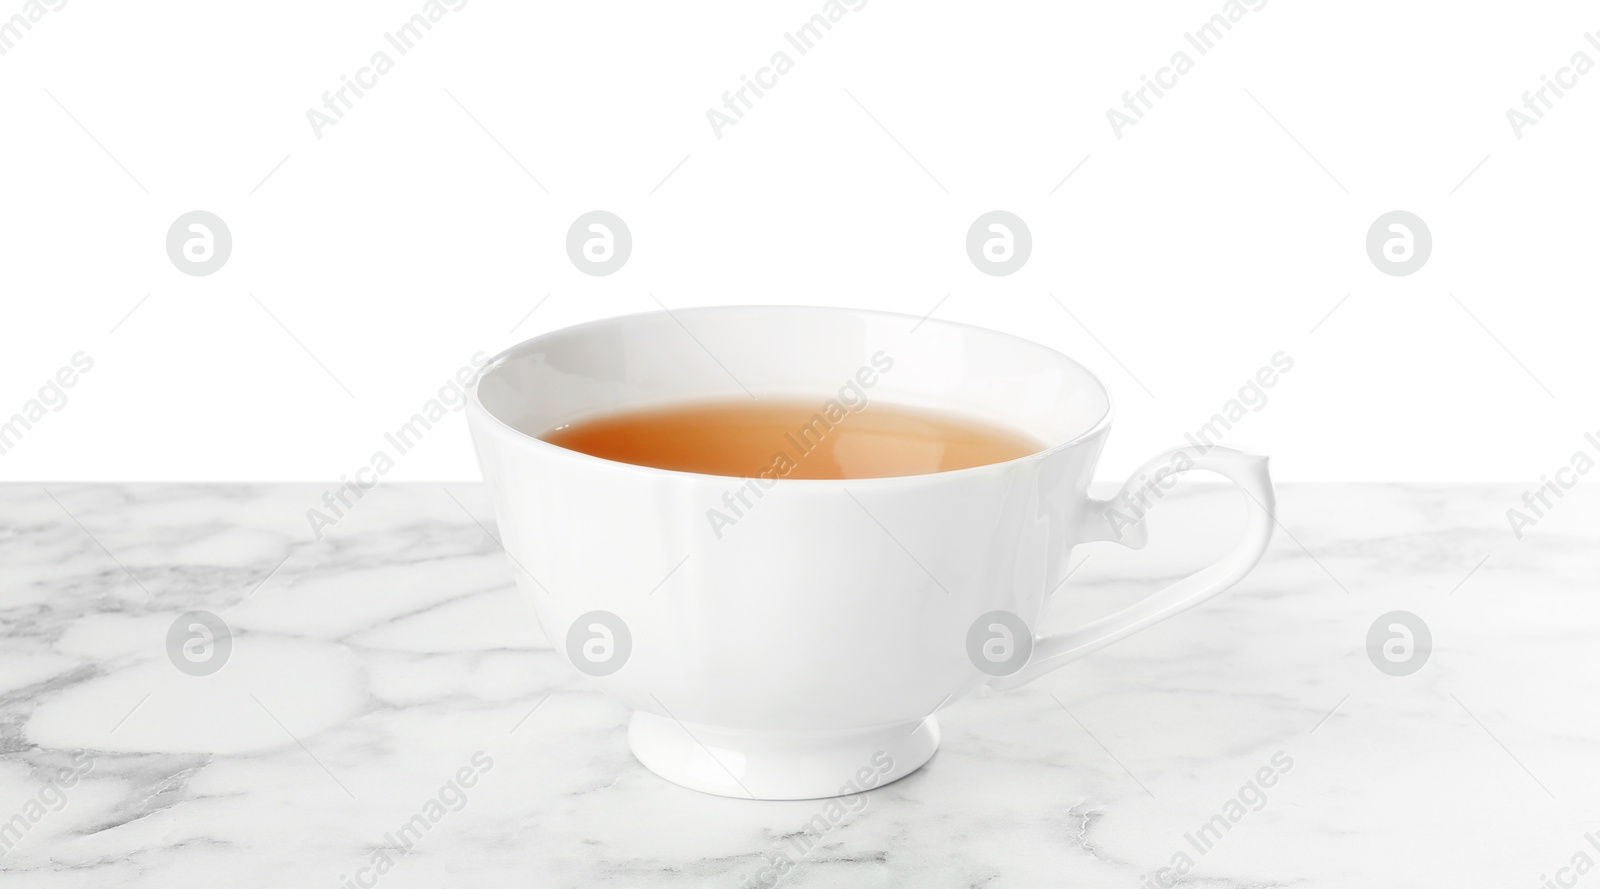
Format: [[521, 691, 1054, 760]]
[[989, 446, 1275, 691]]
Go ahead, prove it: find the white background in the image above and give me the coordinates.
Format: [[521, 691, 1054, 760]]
[[1, 0, 1596, 483]]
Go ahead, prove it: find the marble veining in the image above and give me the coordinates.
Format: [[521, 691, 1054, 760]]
[[0, 483, 1596, 888]]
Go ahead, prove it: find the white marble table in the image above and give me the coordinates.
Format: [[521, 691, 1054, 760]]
[[1, 483, 1596, 888]]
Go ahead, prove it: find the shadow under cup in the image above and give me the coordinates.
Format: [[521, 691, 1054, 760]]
[[467, 306, 1116, 800]]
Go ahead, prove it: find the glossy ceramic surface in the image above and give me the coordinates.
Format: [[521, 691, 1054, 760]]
[[467, 306, 1274, 799]]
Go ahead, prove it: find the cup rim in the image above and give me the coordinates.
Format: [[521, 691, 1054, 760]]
[[468, 304, 1116, 487]]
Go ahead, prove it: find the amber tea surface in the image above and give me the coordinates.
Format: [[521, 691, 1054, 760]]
[[540, 398, 1044, 480]]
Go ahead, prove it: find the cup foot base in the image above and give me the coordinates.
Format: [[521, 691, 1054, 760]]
[[627, 711, 939, 800]]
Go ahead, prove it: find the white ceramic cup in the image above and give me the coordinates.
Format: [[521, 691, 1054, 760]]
[[468, 306, 1274, 800]]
